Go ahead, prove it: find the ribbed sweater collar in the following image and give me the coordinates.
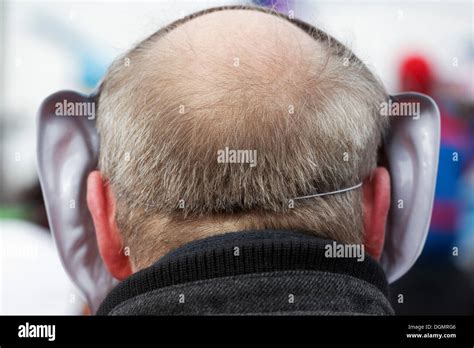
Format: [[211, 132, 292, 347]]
[[97, 230, 389, 315]]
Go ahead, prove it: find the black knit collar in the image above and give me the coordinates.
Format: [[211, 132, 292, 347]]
[[97, 230, 389, 315]]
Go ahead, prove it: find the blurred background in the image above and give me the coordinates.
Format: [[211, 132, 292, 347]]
[[0, 0, 473, 314]]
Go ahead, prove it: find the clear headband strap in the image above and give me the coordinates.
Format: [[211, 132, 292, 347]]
[[292, 182, 363, 201]]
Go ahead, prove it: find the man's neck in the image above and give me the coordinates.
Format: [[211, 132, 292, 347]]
[[99, 229, 393, 315]]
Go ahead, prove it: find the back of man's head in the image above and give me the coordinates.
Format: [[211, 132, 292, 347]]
[[95, 6, 389, 270]]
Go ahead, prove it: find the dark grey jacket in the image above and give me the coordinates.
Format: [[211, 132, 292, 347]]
[[97, 230, 394, 315]]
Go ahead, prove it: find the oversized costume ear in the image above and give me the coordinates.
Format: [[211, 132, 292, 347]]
[[381, 92, 440, 282], [37, 91, 117, 313]]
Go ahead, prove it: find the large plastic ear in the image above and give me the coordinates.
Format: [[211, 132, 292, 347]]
[[380, 92, 440, 283], [37, 91, 117, 313]]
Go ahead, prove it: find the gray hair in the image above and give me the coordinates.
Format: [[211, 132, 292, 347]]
[[96, 5, 389, 269]]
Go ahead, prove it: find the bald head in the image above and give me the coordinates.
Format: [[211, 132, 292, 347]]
[[96, 6, 388, 269], [154, 9, 322, 78], [146, 9, 336, 127]]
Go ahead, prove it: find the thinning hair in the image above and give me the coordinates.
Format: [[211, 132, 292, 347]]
[[96, 5, 389, 269]]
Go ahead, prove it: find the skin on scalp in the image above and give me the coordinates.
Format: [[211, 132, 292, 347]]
[[150, 9, 324, 93], [108, 9, 331, 136], [96, 7, 389, 270]]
